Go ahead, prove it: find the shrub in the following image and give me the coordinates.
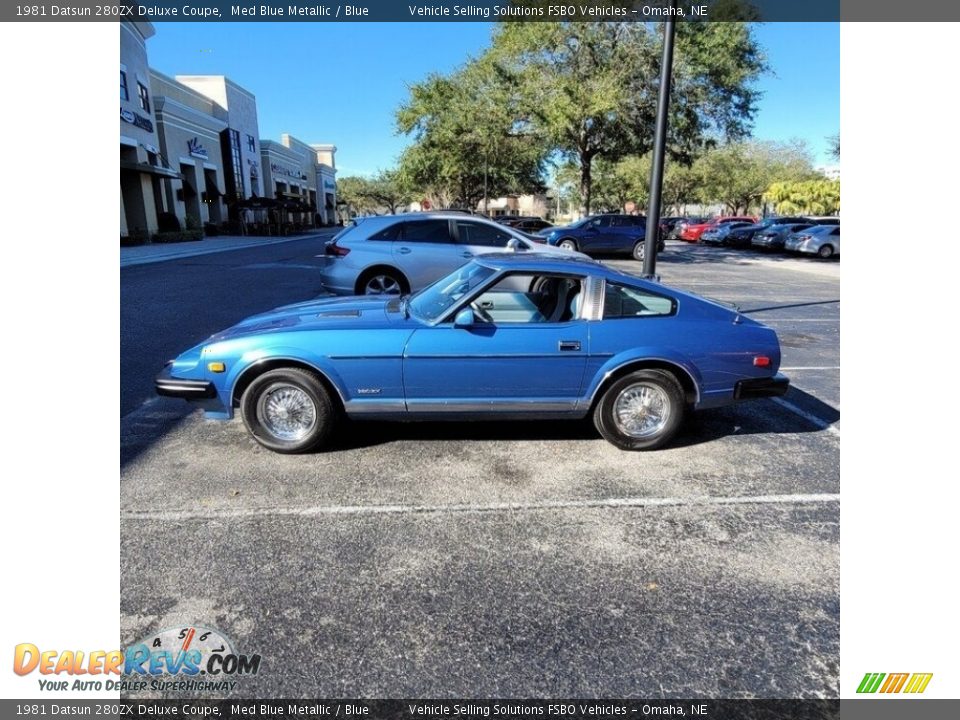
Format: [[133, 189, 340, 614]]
[[151, 230, 204, 244]]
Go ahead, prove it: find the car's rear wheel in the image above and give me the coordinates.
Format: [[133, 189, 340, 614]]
[[593, 370, 685, 451], [818, 245, 835, 259], [241, 368, 335, 453], [632, 241, 646, 261], [357, 268, 407, 296], [558, 238, 578, 251]]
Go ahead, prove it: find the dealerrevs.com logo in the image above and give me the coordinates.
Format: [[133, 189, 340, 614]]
[[13, 626, 261, 693], [856, 672, 933, 694]]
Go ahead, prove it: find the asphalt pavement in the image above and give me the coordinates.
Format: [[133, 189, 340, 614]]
[[120, 239, 840, 698]]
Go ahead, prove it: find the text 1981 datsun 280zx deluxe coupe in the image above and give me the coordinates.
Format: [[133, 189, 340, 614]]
[[156, 254, 789, 453]]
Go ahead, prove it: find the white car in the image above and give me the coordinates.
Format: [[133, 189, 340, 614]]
[[320, 212, 587, 295], [784, 225, 840, 258]]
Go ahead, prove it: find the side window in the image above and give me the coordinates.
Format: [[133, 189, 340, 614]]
[[457, 221, 513, 248], [610, 216, 631, 227], [603, 282, 675, 319], [470, 274, 584, 324], [590, 216, 611, 229], [400, 220, 453, 244], [369, 223, 402, 241], [832, 228, 840, 236]]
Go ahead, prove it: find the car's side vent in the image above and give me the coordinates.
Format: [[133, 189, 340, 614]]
[[317, 310, 361, 318]]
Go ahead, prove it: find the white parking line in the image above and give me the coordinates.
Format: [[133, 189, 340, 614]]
[[122, 493, 840, 521], [763, 319, 840, 322], [773, 397, 841, 437]]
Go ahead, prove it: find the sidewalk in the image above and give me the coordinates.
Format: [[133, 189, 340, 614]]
[[120, 228, 339, 268]]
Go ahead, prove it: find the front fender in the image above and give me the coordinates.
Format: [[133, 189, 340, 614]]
[[220, 345, 349, 408]]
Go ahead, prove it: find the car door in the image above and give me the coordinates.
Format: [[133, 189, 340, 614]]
[[607, 215, 643, 252], [391, 219, 463, 290], [402, 272, 589, 411], [578, 215, 612, 252]]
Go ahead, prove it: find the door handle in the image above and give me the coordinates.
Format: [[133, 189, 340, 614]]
[[558, 340, 581, 352], [397, 247, 411, 254]]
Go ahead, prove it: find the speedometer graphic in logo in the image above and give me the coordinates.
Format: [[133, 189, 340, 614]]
[[139, 626, 235, 674]]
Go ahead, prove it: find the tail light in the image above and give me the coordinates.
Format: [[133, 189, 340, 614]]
[[753, 356, 771, 367], [326, 242, 350, 257]]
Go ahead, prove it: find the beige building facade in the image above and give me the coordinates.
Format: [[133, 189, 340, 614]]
[[120, 21, 180, 238], [151, 70, 228, 230]]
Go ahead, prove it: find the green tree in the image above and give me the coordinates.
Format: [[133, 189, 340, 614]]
[[697, 140, 816, 214], [397, 58, 545, 209], [765, 179, 840, 216], [488, 21, 766, 215], [336, 176, 378, 217]]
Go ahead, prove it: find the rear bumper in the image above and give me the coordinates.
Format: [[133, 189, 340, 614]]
[[155, 365, 217, 400], [735, 373, 790, 400]]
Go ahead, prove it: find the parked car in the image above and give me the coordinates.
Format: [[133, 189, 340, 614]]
[[678, 216, 758, 242], [157, 254, 789, 453], [700, 222, 756, 246], [806, 216, 841, 226], [543, 214, 664, 260], [514, 218, 554, 233], [671, 216, 708, 240], [784, 225, 840, 258], [752, 223, 815, 251], [319, 212, 584, 296], [725, 216, 812, 248]]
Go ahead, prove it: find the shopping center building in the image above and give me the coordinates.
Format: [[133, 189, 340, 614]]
[[120, 21, 338, 240]]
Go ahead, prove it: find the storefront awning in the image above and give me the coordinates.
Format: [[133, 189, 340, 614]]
[[182, 178, 198, 198], [120, 160, 181, 180], [204, 183, 223, 199]]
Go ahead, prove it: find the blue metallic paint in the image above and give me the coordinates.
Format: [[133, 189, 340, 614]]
[[159, 255, 786, 426]]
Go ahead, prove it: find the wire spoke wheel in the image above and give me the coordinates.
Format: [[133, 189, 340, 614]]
[[612, 382, 671, 439], [256, 383, 318, 442]]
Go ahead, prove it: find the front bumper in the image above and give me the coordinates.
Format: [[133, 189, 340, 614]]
[[155, 364, 217, 400], [734, 373, 790, 400]]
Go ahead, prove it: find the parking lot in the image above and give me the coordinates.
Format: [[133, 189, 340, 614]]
[[120, 239, 839, 698]]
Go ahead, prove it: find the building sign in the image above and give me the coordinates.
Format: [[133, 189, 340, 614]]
[[187, 137, 209, 159], [271, 163, 307, 181], [120, 107, 153, 132]]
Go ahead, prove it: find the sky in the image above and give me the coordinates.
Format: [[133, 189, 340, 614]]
[[146, 22, 840, 178]]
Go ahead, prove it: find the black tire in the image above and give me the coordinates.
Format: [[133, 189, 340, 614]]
[[356, 268, 408, 296], [632, 241, 646, 262], [818, 244, 835, 259], [593, 369, 685, 451], [241, 368, 335, 453], [558, 238, 578, 251]]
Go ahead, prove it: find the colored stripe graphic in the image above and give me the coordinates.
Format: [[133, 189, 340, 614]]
[[903, 673, 933, 694], [857, 672, 933, 694], [880, 673, 909, 693], [857, 673, 885, 693]]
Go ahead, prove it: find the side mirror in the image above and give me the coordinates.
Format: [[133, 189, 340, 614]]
[[505, 238, 521, 252], [453, 307, 476, 328]]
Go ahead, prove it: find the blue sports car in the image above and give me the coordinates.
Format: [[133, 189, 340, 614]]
[[157, 254, 789, 453]]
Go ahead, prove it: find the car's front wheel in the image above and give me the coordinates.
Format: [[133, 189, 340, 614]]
[[818, 244, 835, 259], [632, 241, 646, 261], [558, 238, 578, 251], [241, 368, 335, 453], [593, 369, 685, 450]]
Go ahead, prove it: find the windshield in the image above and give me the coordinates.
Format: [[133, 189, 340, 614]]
[[407, 262, 497, 322]]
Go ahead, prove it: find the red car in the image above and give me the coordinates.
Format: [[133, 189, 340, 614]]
[[679, 216, 758, 242]]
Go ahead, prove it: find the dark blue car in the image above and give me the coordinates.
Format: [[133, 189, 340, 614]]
[[543, 215, 664, 261], [157, 254, 789, 454]]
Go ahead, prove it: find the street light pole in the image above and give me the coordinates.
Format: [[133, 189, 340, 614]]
[[643, 6, 678, 278]]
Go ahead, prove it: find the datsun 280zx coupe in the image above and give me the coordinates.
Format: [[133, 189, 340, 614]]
[[156, 254, 789, 453]]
